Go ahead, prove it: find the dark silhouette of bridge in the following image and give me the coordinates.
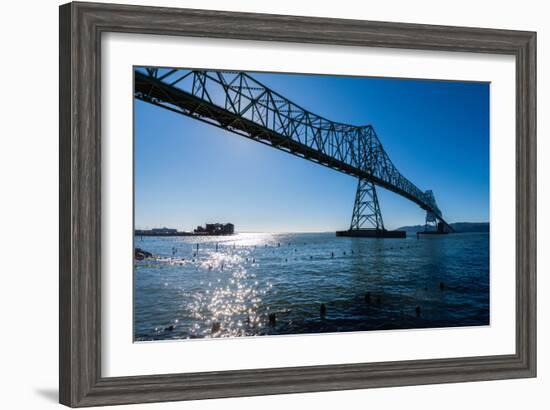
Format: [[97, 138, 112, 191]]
[[134, 68, 453, 236]]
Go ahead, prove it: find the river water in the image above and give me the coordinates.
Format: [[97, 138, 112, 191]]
[[134, 232, 489, 341]]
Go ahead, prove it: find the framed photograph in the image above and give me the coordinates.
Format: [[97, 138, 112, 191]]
[[59, 2, 536, 407]]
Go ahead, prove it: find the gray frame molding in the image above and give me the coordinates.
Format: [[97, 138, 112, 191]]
[[59, 1, 536, 407]]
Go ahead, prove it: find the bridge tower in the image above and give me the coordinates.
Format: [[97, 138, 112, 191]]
[[424, 211, 438, 232], [418, 189, 451, 235], [336, 178, 406, 238], [350, 178, 384, 231]]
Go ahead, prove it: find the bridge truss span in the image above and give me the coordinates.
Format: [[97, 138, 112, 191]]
[[134, 67, 453, 233]]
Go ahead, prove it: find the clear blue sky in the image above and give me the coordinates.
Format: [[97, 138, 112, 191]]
[[134, 70, 489, 232]]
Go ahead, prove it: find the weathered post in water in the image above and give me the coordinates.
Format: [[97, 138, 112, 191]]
[[320, 303, 327, 319]]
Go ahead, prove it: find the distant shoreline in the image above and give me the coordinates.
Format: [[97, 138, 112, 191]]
[[396, 222, 490, 233]]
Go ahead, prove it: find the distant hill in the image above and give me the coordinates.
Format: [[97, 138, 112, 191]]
[[396, 222, 489, 233]]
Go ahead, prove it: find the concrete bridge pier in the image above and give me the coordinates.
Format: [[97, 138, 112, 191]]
[[336, 229, 406, 238]]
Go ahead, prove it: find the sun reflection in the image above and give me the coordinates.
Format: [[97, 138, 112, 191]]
[[155, 234, 282, 338]]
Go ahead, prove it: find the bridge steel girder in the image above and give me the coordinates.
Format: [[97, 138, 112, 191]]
[[134, 68, 453, 231]]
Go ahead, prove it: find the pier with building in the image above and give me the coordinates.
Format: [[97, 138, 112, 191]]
[[135, 223, 235, 237]]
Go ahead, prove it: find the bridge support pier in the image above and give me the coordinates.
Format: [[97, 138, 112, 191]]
[[416, 211, 449, 236], [336, 178, 406, 238]]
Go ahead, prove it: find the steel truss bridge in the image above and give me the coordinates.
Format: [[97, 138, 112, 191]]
[[134, 67, 453, 234]]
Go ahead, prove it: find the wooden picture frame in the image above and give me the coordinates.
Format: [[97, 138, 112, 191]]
[[59, 1, 536, 407]]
